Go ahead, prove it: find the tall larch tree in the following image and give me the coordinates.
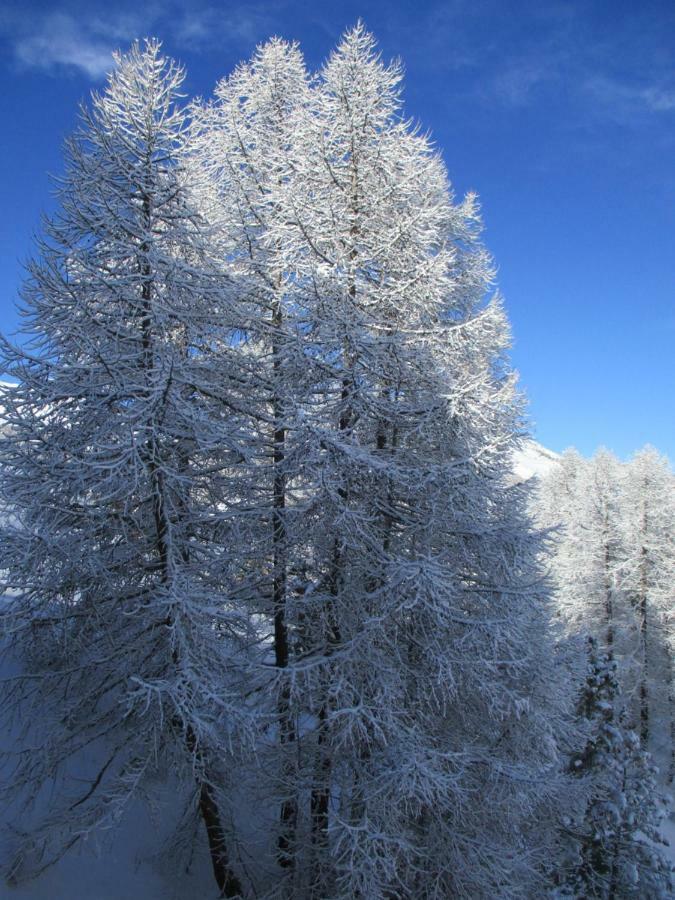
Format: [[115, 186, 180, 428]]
[[620, 447, 675, 766], [0, 41, 252, 897], [0, 26, 599, 900], [536, 448, 588, 622], [187, 38, 318, 880], [269, 23, 569, 898], [585, 450, 625, 660], [541, 450, 624, 657]]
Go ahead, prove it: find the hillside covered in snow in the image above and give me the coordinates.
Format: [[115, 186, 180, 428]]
[[511, 440, 560, 485]]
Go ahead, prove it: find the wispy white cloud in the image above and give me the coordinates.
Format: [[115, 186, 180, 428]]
[[0, 8, 153, 79], [584, 74, 675, 122], [472, 45, 675, 124], [171, 3, 280, 51], [491, 60, 558, 107], [1, 3, 281, 80], [394, 0, 675, 125], [643, 87, 675, 113], [13, 13, 115, 78]]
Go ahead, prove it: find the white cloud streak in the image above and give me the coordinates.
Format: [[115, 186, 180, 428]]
[[1, 3, 279, 80], [583, 74, 675, 122], [12, 13, 116, 78]]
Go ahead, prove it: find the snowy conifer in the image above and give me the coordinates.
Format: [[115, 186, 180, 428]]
[[619, 447, 675, 770], [0, 26, 585, 899], [539, 450, 626, 656], [0, 41, 252, 896], [256, 23, 570, 898], [539, 446, 675, 780], [565, 637, 672, 898], [187, 38, 321, 880]]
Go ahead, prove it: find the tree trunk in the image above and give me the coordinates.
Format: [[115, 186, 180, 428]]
[[638, 516, 649, 745], [271, 298, 298, 871], [187, 726, 242, 899], [310, 168, 360, 887], [669, 674, 675, 785], [602, 519, 614, 662], [139, 190, 241, 897]]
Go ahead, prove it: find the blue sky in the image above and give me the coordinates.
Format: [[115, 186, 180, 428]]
[[1, 0, 673, 459]]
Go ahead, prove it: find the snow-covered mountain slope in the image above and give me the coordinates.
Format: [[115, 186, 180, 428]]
[[511, 439, 560, 485]]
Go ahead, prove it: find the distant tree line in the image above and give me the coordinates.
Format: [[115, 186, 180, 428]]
[[536, 446, 674, 896]]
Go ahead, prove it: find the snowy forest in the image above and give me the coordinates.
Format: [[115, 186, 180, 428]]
[[0, 28, 672, 899]]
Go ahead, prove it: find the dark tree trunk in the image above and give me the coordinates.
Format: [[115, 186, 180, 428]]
[[638, 532, 649, 745], [310, 178, 360, 889], [139, 189, 241, 898], [185, 724, 242, 898], [199, 778, 243, 898], [669, 679, 675, 785], [271, 299, 298, 871], [602, 519, 614, 662]]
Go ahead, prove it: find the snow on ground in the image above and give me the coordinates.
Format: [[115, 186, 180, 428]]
[[0, 644, 220, 900], [1, 814, 219, 900]]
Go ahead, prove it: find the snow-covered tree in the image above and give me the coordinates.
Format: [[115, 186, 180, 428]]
[[246, 23, 570, 898], [536, 449, 591, 629], [0, 26, 584, 899], [538, 446, 675, 781], [619, 447, 674, 768], [539, 450, 626, 655], [564, 637, 672, 898], [537, 447, 674, 894], [579, 450, 625, 656], [187, 37, 319, 878], [0, 41, 253, 896]]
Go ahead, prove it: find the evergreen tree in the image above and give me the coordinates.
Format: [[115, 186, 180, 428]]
[[538, 450, 626, 672], [620, 449, 674, 748], [584, 451, 625, 657], [187, 38, 316, 878], [536, 449, 588, 616], [0, 27, 583, 899], [264, 23, 569, 898], [565, 637, 672, 898], [539, 446, 675, 781], [0, 41, 252, 896]]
